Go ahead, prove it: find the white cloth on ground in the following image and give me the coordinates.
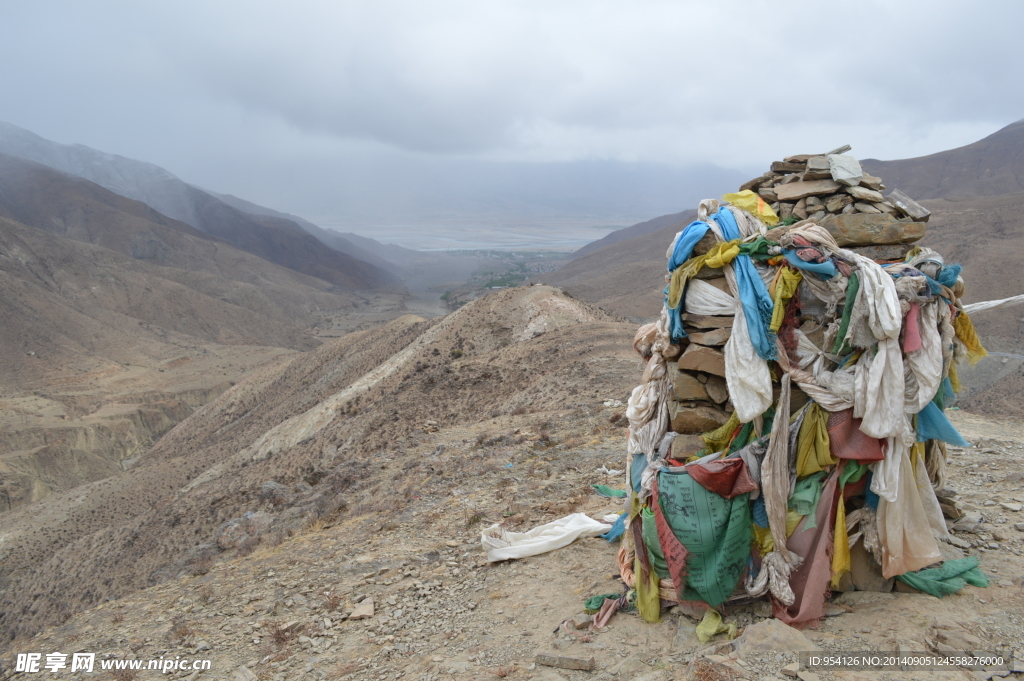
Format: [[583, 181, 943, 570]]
[[482, 513, 613, 562]]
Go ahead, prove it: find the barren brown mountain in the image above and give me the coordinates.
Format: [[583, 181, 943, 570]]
[[0, 286, 639, 643], [0, 156, 422, 519], [862, 118, 1024, 199], [0, 152, 399, 291]]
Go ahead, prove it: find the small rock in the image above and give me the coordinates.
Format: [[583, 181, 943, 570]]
[[844, 186, 884, 203], [568, 613, 592, 630], [781, 661, 801, 677], [677, 344, 727, 377], [194, 640, 211, 652], [610, 653, 647, 676], [1014, 523, 1024, 531], [947, 534, 971, 549], [775, 179, 843, 202], [1000, 502, 1023, 512], [233, 667, 258, 681], [732, 619, 819, 655], [348, 598, 374, 620], [833, 591, 896, 606], [888, 188, 931, 222], [668, 401, 730, 434], [796, 672, 821, 681], [535, 651, 596, 671], [687, 328, 731, 347]]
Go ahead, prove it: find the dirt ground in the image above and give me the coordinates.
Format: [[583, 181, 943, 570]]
[[4, 406, 1022, 681]]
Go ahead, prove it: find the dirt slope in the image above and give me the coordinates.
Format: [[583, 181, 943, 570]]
[[4, 363, 1023, 681], [537, 218, 691, 323], [862, 119, 1024, 200], [0, 286, 640, 642], [571, 209, 696, 260]]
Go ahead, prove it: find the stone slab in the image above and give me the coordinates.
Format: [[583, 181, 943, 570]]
[[824, 193, 853, 213], [772, 161, 806, 173], [845, 185, 885, 203], [671, 366, 712, 402], [775, 179, 842, 201], [688, 327, 731, 347], [669, 402, 730, 434], [704, 374, 729, 404], [534, 652, 595, 671], [860, 173, 884, 190], [732, 618, 820, 655], [818, 213, 926, 246], [829, 154, 863, 187], [670, 433, 706, 460], [847, 243, 914, 261], [849, 541, 894, 592], [678, 344, 726, 376], [888, 188, 931, 222]]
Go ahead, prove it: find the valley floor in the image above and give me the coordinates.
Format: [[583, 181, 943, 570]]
[[5, 409, 1022, 681]]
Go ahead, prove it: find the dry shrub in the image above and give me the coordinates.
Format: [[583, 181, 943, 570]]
[[168, 615, 193, 645], [197, 584, 215, 605], [109, 668, 138, 681], [463, 509, 486, 529], [322, 593, 343, 612], [510, 406, 530, 415], [609, 412, 624, 424], [192, 553, 216, 576], [563, 434, 585, 449], [111, 611, 125, 624], [268, 620, 303, 648], [237, 535, 260, 556]]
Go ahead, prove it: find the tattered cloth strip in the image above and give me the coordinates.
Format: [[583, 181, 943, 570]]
[[953, 309, 988, 364], [695, 608, 738, 643], [652, 468, 753, 608], [773, 466, 840, 627], [747, 374, 803, 605], [592, 484, 627, 498], [796, 403, 837, 476], [896, 556, 989, 597], [826, 409, 884, 461], [876, 445, 943, 578], [685, 457, 758, 499], [963, 293, 1024, 314], [711, 208, 777, 361]]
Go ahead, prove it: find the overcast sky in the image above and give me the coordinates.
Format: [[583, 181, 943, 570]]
[[1, 0, 1022, 234]]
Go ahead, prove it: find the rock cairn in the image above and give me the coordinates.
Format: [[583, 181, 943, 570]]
[[667, 146, 933, 456]]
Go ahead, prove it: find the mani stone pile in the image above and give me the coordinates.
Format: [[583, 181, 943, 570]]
[[667, 146, 932, 450]]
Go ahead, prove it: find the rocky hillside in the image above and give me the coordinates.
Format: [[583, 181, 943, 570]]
[[2, 334, 1023, 681], [862, 118, 1024, 200], [0, 126, 399, 290], [0, 286, 641, 643]]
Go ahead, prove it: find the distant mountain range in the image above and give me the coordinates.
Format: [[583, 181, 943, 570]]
[[0, 121, 401, 289], [862, 118, 1024, 200]]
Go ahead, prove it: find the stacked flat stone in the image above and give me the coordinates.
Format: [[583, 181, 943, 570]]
[[664, 146, 932, 458]]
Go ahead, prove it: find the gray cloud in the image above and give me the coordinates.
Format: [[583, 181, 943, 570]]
[[0, 0, 1021, 231]]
